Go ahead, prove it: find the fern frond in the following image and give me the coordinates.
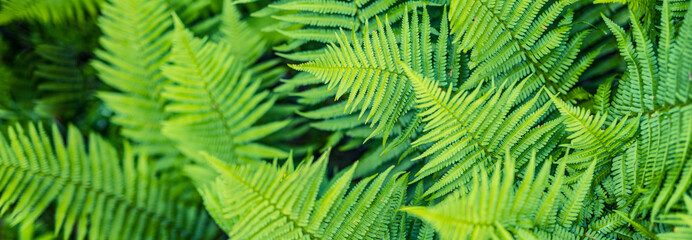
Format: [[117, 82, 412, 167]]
[[601, 3, 692, 220], [547, 90, 638, 168], [607, 4, 692, 119], [559, 160, 596, 226], [636, 104, 692, 219], [403, 150, 574, 239], [0, 122, 213, 239], [160, 14, 290, 162], [448, 0, 596, 97], [92, 0, 175, 156], [593, 78, 614, 114], [401, 62, 560, 198], [292, 8, 462, 147], [0, 0, 103, 25], [188, 150, 408, 239], [611, 141, 638, 208]]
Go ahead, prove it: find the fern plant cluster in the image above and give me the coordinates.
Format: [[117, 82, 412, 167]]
[[0, 0, 690, 239]]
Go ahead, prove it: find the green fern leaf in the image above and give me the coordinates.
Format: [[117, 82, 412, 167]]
[[547, 90, 637, 168], [92, 0, 176, 156], [607, 4, 692, 119], [187, 150, 408, 239], [292, 8, 457, 147], [559, 159, 596, 226], [160, 14, 289, 162], [636, 104, 692, 219], [448, 0, 597, 97], [0, 122, 213, 239], [602, 4, 692, 220], [403, 150, 573, 239], [401, 62, 560, 198]]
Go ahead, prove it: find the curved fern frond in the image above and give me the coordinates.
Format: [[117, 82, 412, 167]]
[[0, 122, 213, 239], [547, 90, 638, 168], [403, 150, 584, 239], [0, 0, 103, 25], [401, 62, 561, 198], [92, 0, 175, 156], [161, 14, 290, 162], [292, 8, 461, 147], [448, 0, 597, 97], [187, 150, 408, 239]]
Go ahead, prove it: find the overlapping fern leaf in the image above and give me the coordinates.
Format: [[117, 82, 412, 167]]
[[252, 0, 437, 60], [160, 15, 290, 162], [186, 149, 408, 239], [547, 91, 638, 170], [403, 150, 600, 239], [400, 63, 562, 198], [448, 0, 600, 98], [605, 2, 692, 119], [0, 122, 214, 239], [601, 2, 692, 220], [629, 103, 692, 220], [0, 0, 103, 25], [292, 8, 462, 147], [92, 0, 175, 156]]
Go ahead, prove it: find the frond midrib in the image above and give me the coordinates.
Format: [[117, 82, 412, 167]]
[[0, 161, 185, 235], [224, 168, 321, 240], [97, 1, 169, 119], [466, 0, 560, 93], [418, 85, 505, 165], [562, 107, 612, 155], [176, 35, 238, 149], [640, 101, 691, 116], [122, 0, 167, 98], [295, 64, 406, 81], [410, 207, 500, 227]]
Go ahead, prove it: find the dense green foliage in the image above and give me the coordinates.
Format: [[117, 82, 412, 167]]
[[0, 0, 690, 239]]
